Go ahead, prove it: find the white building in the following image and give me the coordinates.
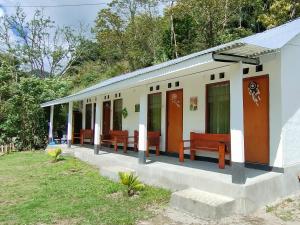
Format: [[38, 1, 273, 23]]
[[42, 18, 300, 215]]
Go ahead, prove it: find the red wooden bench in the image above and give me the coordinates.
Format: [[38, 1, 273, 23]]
[[132, 130, 160, 157], [179, 132, 231, 169], [79, 129, 94, 145], [100, 130, 129, 153]]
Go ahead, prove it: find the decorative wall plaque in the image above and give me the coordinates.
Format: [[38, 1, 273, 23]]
[[248, 81, 261, 106]]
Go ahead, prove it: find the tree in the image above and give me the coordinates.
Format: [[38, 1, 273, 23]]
[[94, 0, 164, 71], [259, 0, 300, 28], [0, 7, 82, 77]]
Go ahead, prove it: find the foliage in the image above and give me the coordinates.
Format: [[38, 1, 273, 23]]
[[47, 148, 62, 162], [119, 171, 145, 196], [0, 59, 71, 149], [0, 7, 83, 77], [258, 0, 300, 28], [0, 152, 171, 224]]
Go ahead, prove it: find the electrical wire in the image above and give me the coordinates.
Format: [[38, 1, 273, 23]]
[[0, 3, 109, 8]]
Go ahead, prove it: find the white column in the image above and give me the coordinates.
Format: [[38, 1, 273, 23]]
[[67, 101, 73, 148], [91, 102, 95, 130], [48, 105, 54, 143], [229, 62, 245, 183], [138, 90, 147, 164], [82, 100, 86, 130], [94, 98, 102, 154]]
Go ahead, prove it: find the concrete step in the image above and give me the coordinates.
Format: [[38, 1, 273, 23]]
[[170, 188, 235, 219], [100, 166, 136, 182]]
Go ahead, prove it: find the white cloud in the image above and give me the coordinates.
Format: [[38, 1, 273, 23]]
[[0, 0, 111, 36]]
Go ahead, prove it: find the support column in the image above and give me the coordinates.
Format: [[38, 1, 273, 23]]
[[138, 91, 147, 164], [91, 102, 95, 130], [82, 100, 86, 130], [48, 105, 54, 143], [94, 98, 102, 154], [230, 62, 246, 184], [67, 101, 73, 148]]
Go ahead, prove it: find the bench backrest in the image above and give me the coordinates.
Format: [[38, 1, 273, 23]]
[[190, 132, 231, 152], [109, 130, 128, 139], [147, 131, 160, 145], [80, 129, 94, 139], [134, 130, 160, 145]]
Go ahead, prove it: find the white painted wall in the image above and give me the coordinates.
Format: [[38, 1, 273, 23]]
[[281, 34, 300, 166], [89, 53, 285, 168]]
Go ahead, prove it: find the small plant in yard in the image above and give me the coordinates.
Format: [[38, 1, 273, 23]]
[[119, 172, 145, 197], [47, 148, 62, 162]]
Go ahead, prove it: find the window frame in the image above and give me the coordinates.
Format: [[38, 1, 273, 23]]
[[113, 99, 123, 130], [147, 92, 162, 132], [205, 81, 230, 134], [85, 103, 92, 130]]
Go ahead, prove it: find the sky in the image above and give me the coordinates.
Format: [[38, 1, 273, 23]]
[[0, 0, 112, 34]]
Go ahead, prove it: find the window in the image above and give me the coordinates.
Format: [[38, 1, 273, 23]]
[[148, 93, 162, 132], [85, 104, 92, 129], [113, 99, 122, 130], [206, 82, 230, 134]]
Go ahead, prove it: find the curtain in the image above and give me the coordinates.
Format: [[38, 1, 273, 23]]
[[148, 93, 162, 132], [85, 104, 92, 129], [207, 83, 230, 134], [113, 99, 122, 130]]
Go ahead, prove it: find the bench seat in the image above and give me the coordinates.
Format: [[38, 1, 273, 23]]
[[100, 130, 129, 153], [180, 132, 231, 169]]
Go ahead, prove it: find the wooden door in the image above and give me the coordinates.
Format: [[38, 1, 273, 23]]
[[243, 75, 269, 165], [102, 101, 111, 135], [166, 89, 183, 153]]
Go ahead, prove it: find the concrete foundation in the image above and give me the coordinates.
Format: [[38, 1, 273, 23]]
[[51, 144, 300, 218]]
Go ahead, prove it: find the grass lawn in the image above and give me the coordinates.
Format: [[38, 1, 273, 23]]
[[0, 151, 171, 225]]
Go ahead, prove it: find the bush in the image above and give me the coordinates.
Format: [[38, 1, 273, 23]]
[[48, 148, 62, 162], [118, 172, 145, 197]]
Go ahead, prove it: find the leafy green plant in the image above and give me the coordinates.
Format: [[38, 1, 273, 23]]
[[122, 107, 128, 119], [118, 172, 145, 197], [48, 148, 62, 162]]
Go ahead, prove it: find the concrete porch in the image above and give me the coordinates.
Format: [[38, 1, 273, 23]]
[[47, 144, 300, 218]]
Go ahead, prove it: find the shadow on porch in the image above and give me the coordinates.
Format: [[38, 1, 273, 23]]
[[59, 144, 280, 187]]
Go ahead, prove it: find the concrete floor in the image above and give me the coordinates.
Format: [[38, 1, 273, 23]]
[[48, 144, 300, 215], [58, 144, 280, 185]]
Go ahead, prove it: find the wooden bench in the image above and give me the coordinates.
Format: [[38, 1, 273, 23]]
[[179, 132, 230, 169], [79, 129, 94, 145], [132, 130, 160, 157], [100, 130, 129, 153]]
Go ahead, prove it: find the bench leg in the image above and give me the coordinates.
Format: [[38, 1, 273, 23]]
[[156, 145, 160, 156], [114, 142, 118, 152], [146, 142, 149, 157], [190, 150, 195, 161], [179, 141, 184, 162], [123, 142, 127, 153], [218, 144, 225, 169]]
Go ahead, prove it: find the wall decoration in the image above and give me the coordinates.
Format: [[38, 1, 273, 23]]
[[135, 104, 140, 112], [122, 107, 128, 118], [171, 93, 181, 108], [248, 81, 261, 106], [190, 96, 198, 111]]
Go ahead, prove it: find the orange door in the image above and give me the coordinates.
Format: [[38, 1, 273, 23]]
[[102, 101, 111, 135], [166, 89, 183, 153], [243, 75, 269, 165]]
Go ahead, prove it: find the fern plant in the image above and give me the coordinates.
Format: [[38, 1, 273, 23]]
[[48, 148, 62, 162], [118, 172, 145, 197]]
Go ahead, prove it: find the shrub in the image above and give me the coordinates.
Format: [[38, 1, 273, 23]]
[[118, 172, 145, 197], [48, 148, 62, 162]]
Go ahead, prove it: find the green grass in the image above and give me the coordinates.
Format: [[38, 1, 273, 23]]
[[0, 151, 171, 225]]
